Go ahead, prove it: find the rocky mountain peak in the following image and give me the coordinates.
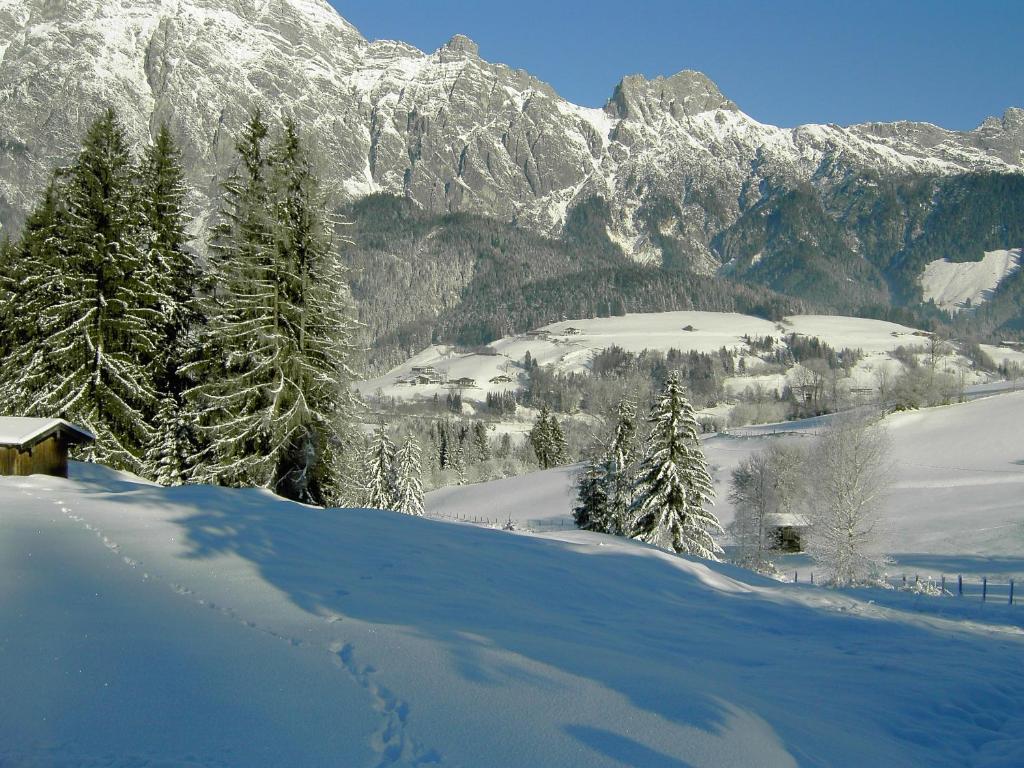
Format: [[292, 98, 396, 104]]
[[605, 70, 737, 123], [438, 34, 480, 60], [0, 0, 1020, 271]]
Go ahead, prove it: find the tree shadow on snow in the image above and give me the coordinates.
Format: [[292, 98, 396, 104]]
[[563, 725, 697, 768], [95, 476, 1024, 766]]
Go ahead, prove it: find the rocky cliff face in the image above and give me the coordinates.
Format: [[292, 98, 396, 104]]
[[1, 0, 1022, 272]]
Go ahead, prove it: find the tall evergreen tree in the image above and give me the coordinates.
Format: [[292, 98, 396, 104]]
[[189, 112, 361, 504], [530, 405, 567, 469], [630, 372, 722, 559], [604, 398, 639, 535], [574, 458, 611, 531], [472, 421, 491, 462], [140, 123, 204, 484], [0, 179, 64, 410], [393, 434, 425, 516], [9, 109, 160, 471], [364, 424, 396, 509]]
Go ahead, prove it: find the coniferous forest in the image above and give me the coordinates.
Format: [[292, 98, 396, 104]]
[[0, 109, 362, 505]]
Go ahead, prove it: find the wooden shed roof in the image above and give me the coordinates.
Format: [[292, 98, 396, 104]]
[[0, 418, 95, 450]]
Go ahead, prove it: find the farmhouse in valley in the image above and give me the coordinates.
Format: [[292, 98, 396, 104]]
[[0, 417, 95, 478]]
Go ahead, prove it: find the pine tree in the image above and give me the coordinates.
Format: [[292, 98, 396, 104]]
[[530, 405, 566, 469], [10, 109, 160, 471], [549, 415, 568, 465], [0, 235, 14, 364], [140, 123, 204, 484], [393, 434, 425, 516], [603, 398, 638, 535], [452, 441, 468, 485], [364, 424, 396, 509], [144, 396, 194, 487], [0, 178, 64, 410], [630, 372, 722, 559], [574, 458, 611, 531], [472, 421, 491, 462], [189, 113, 361, 504]]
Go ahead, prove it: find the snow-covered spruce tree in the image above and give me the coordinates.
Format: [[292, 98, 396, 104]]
[[0, 182, 63, 403], [573, 458, 612, 531], [604, 398, 639, 535], [472, 421, 491, 462], [452, 441, 468, 485], [549, 414, 568, 465], [530, 405, 567, 469], [10, 109, 161, 471], [0, 235, 13, 364], [189, 113, 361, 504], [393, 434, 425, 516], [630, 372, 722, 559], [140, 123, 204, 484], [364, 424, 397, 510], [805, 414, 892, 586], [529, 405, 554, 468]]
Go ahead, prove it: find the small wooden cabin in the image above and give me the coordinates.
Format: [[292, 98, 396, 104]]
[[0, 417, 95, 478], [764, 512, 812, 553]]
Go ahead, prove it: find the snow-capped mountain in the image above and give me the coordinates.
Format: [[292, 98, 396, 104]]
[[1, 0, 1022, 270]]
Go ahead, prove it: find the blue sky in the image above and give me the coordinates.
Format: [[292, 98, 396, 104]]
[[332, 0, 1023, 130]]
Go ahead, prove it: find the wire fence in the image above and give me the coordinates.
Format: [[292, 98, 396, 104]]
[[789, 570, 1017, 605]]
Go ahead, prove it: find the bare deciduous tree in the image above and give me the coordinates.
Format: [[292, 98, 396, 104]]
[[805, 414, 893, 585], [729, 442, 808, 571]]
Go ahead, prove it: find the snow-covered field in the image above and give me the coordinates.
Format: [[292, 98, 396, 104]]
[[3, 392, 1024, 766], [359, 310, 1019, 406], [431, 391, 1024, 577], [920, 248, 1021, 313]]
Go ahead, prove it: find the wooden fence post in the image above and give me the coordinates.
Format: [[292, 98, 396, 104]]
[[982, 576, 987, 603], [941, 575, 946, 594], [1010, 580, 1015, 606], [958, 574, 963, 596], [794, 571, 798, 583]]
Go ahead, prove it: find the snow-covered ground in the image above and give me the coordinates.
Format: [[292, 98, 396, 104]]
[[4, 393, 1023, 766], [920, 248, 1022, 313], [706, 391, 1024, 578], [433, 391, 1024, 578], [359, 310, 1019, 406]]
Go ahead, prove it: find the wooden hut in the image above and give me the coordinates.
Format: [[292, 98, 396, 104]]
[[764, 512, 812, 553], [0, 417, 95, 478]]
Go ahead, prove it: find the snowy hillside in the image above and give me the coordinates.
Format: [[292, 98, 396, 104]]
[[430, 390, 1024, 578], [359, 309, 1016, 407], [920, 249, 1022, 312], [3, 451, 1024, 766]]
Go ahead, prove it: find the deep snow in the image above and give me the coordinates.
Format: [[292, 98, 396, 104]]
[[920, 249, 1021, 313], [3, 395, 1024, 766]]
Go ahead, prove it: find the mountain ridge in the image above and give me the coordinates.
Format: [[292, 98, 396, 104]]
[[0, 0, 1022, 304]]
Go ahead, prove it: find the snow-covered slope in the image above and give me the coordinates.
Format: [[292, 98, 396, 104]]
[[359, 309, 1011, 405], [920, 248, 1022, 312], [3, 456, 1023, 766], [701, 391, 1024, 575], [0, 0, 1022, 268], [429, 390, 1024, 578]]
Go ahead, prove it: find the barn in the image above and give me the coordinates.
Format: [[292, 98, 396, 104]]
[[0, 417, 95, 478]]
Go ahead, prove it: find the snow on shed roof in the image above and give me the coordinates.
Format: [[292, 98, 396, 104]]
[[0, 417, 95, 448], [764, 512, 811, 528]]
